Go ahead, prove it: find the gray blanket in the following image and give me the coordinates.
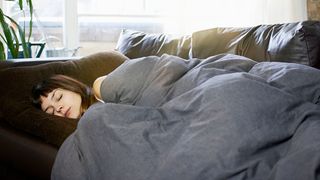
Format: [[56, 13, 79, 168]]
[[52, 54, 320, 180]]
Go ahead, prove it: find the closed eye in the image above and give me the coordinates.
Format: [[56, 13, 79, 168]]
[[54, 92, 63, 102], [52, 90, 62, 102], [58, 94, 63, 101], [45, 107, 54, 115]]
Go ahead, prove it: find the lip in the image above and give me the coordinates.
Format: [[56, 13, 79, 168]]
[[65, 107, 71, 118]]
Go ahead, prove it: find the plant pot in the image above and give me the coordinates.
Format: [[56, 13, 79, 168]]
[[7, 42, 45, 59]]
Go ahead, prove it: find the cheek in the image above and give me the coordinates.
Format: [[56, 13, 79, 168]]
[[63, 92, 83, 116], [70, 94, 82, 110], [75, 95, 82, 107], [64, 93, 81, 105], [72, 96, 83, 118], [39, 97, 49, 111]]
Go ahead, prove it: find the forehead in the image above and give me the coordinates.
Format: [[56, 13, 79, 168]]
[[40, 88, 59, 110]]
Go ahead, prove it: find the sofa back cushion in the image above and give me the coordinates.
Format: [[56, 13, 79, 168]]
[[190, 27, 247, 59], [116, 29, 191, 59], [116, 21, 320, 68], [0, 51, 128, 147], [191, 21, 320, 68]]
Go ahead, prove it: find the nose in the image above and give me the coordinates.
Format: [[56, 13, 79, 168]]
[[54, 104, 64, 115], [56, 105, 63, 112]]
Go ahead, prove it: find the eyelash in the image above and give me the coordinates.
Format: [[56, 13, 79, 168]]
[[57, 94, 62, 101], [45, 93, 62, 114]]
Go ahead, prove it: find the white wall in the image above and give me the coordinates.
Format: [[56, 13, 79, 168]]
[[265, 0, 307, 24], [162, 0, 308, 34]]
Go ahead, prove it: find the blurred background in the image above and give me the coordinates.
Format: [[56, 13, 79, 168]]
[[1, 0, 317, 58]]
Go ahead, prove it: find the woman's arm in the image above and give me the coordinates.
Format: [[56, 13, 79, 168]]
[[93, 75, 107, 102]]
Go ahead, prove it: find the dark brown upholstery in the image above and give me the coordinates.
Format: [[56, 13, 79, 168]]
[[0, 121, 57, 180]]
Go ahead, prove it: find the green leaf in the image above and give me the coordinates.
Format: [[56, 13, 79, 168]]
[[18, 0, 24, 10], [0, 0, 34, 59], [10, 26, 20, 56], [27, 0, 33, 42], [0, 9, 17, 58], [0, 42, 6, 60], [0, 34, 8, 44], [6, 15, 30, 58]]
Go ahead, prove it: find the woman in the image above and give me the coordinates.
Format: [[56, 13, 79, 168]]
[[32, 56, 167, 118], [31, 74, 106, 119]]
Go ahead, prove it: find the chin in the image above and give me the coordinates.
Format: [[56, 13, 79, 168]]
[[68, 112, 79, 119], [71, 114, 80, 119]]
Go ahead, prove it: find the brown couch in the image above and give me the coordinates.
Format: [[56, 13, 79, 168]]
[[1, 20, 320, 180]]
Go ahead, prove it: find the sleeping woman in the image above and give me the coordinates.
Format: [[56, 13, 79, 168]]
[[31, 53, 320, 121], [31, 55, 174, 118], [31, 74, 106, 119]]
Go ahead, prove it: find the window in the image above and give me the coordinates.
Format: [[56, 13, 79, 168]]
[[3, 0, 64, 57], [2, 0, 307, 58], [32, 0, 64, 52], [77, 0, 166, 56], [3, 0, 167, 57]]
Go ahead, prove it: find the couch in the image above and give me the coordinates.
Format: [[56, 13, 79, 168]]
[[0, 20, 320, 180]]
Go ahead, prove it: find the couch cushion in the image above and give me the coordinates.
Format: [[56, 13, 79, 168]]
[[190, 27, 248, 59], [116, 29, 191, 59], [191, 21, 320, 68], [0, 51, 128, 147], [0, 61, 14, 71]]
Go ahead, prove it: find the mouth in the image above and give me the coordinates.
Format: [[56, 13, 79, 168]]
[[65, 107, 71, 118]]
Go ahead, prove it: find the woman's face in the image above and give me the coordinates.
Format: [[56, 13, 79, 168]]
[[40, 88, 83, 119]]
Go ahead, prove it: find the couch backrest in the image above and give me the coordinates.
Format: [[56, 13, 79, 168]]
[[116, 29, 191, 59], [116, 21, 320, 69], [0, 57, 78, 72], [191, 21, 320, 68]]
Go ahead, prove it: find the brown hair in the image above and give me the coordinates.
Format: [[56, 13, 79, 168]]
[[31, 74, 96, 115]]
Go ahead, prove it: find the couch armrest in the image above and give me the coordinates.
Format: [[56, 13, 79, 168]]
[[0, 57, 80, 70], [0, 121, 57, 180]]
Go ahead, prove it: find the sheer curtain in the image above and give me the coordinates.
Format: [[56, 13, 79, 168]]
[[162, 0, 308, 34]]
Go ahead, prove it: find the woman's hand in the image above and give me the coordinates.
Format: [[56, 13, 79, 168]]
[[93, 75, 107, 102]]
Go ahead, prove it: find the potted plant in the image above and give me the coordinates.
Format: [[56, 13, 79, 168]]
[[0, 0, 35, 60]]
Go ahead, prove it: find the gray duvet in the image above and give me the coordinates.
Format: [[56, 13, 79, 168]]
[[52, 54, 320, 180]]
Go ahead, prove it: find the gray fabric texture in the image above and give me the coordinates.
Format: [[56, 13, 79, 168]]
[[52, 54, 320, 180]]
